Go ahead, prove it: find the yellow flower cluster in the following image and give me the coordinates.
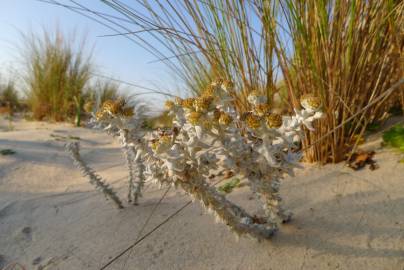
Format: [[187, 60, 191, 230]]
[[165, 79, 237, 127], [202, 78, 234, 96], [193, 96, 214, 112], [181, 98, 195, 110], [102, 100, 121, 115], [165, 79, 288, 131], [242, 110, 282, 130], [218, 112, 233, 126], [245, 90, 286, 130], [265, 113, 283, 128], [96, 98, 134, 120], [245, 113, 261, 129], [300, 94, 322, 111], [202, 84, 216, 97], [254, 103, 271, 116], [187, 111, 203, 125]]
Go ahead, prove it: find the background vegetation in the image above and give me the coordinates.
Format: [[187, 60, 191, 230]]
[[22, 29, 92, 121], [0, 29, 140, 124]]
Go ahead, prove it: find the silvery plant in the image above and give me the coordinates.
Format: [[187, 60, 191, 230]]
[[66, 79, 323, 240]]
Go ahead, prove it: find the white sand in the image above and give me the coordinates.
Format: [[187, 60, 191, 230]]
[[0, 117, 403, 270]]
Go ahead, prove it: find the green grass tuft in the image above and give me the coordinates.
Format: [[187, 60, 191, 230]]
[[382, 124, 404, 152], [23, 29, 92, 122], [218, 178, 241, 194]]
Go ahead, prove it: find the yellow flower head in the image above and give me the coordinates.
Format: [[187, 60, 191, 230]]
[[99, 98, 134, 118], [165, 100, 175, 110], [194, 96, 214, 112], [245, 114, 261, 129], [181, 98, 195, 110], [187, 111, 203, 125], [300, 94, 321, 111], [218, 112, 233, 126], [265, 113, 282, 128], [101, 100, 118, 115], [95, 110, 106, 121], [203, 84, 216, 97], [254, 103, 271, 116]]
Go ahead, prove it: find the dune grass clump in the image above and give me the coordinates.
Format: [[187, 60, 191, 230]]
[[23, 29, 92, 122], [97, 0, 403, 163], [276, 0, 403, 163]]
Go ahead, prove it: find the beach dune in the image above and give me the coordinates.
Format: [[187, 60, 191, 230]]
[[1, 118, 403, 270]]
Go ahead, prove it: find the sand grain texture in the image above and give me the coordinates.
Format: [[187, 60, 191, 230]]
[[1, 118, 403, 270]]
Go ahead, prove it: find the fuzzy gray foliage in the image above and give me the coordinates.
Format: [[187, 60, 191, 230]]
[[120, 129, 145, 205], [123, 145, 145, 204], [133, 156, 145, 204], [66, 142, 124, 208]]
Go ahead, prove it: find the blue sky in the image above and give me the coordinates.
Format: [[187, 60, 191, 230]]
[[0, 0, 178, 109]]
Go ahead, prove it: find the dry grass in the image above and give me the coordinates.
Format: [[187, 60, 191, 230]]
[[97, 0, 403, 163], [275, 0, 403, 162], [41, 1, 403, 162], [100, 0, 282, 112]]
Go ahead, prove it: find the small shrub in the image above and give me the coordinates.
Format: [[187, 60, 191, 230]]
[[68, 80, 324, 239]]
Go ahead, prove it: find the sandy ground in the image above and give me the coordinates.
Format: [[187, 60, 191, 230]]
[[0, 117, 403, 270]]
